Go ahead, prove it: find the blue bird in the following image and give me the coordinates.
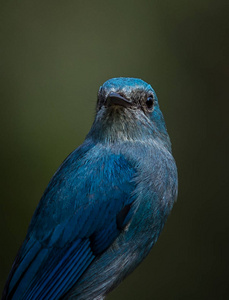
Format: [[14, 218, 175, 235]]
[[2, 77, 178, 300]]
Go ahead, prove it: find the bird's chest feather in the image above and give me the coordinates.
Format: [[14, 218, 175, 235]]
[[113, 140, 177, 254]]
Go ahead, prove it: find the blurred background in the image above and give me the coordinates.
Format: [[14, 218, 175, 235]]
[[0, 0, 228, 299]]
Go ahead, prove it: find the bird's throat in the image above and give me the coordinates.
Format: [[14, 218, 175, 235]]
[[88, 107, 154, 144]]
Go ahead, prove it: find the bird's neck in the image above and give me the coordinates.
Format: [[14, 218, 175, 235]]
[[86, 107, 171, 152]]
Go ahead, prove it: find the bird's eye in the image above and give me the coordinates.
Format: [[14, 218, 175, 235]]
[[146, 95, 154, 110]]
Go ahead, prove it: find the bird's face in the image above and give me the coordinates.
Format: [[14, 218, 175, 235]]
[[96, 77, 156, 115], [89, 77, 171, 149]]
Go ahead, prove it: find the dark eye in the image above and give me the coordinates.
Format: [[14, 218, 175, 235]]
[[146, 95, 154, 110]]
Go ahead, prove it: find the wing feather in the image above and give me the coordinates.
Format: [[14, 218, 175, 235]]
[[3, 143, 137, 300]]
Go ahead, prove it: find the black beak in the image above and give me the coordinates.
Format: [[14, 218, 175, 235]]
[[106, 92, 132, 108]]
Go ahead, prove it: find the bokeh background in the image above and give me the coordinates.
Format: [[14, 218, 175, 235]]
[[0, 1, 228, 299]]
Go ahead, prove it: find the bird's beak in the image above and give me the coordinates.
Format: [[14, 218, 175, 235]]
[[106, 92, 132, 108]]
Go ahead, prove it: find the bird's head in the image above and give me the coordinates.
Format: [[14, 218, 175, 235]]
[[87, 77, 171, 150]]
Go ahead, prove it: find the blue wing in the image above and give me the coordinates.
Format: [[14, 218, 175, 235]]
[[3, 141, 136, 300]]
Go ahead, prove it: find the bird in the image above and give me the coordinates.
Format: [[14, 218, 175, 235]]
[[2, 77, 178, 300]]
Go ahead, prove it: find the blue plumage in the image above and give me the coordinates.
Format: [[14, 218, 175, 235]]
[[2, 77, 178, 300]]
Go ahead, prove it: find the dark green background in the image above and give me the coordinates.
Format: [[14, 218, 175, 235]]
[[0, 1, 228, 299]]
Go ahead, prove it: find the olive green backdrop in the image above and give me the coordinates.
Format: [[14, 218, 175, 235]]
[[0, 1, 228, 299]]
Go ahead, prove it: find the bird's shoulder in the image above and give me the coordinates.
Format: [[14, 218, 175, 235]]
[[28, 139, 138, 245], [3, 140, 139, 299]]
